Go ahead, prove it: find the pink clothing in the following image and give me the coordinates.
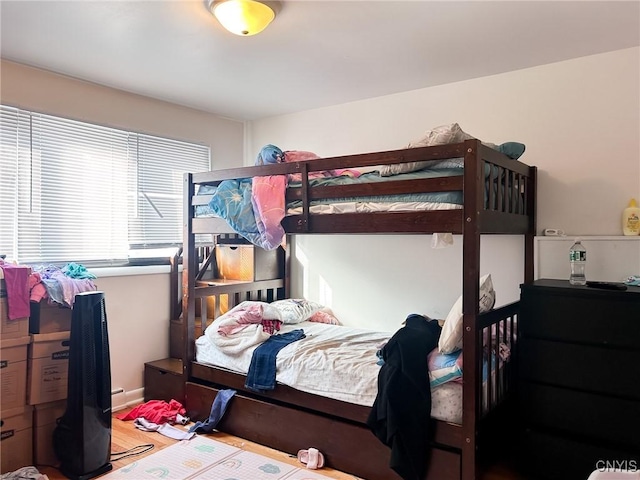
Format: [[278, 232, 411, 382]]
[[217, 302, 282, 336], [28, 272, 48, 303], [251, 175, 287, 251], [117, 399, 186, 425], [0, 263, 30, 320], [48, 270, 96, 307], [283, 150, 362, 180]]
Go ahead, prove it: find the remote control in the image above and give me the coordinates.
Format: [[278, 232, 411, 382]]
[[586, 281, 628, 291]]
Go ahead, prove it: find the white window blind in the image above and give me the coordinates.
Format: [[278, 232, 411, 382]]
[[0, 105, 210, 265]]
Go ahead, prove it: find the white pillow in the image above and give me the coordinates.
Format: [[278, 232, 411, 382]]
[[379, 123, 475, 176], [270, 299, 324, 324], [438, 274, 496, 354]]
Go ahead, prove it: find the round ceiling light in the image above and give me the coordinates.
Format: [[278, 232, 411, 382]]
[[209, 0, 275, 36]]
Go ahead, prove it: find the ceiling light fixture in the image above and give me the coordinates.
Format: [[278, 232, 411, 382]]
[[208, 0, 275, 36]]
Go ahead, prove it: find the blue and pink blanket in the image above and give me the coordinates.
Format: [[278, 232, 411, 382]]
[[207, 147, 360, 250]]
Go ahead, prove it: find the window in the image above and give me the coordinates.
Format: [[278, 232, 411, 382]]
[[0, 105, 210, 265]]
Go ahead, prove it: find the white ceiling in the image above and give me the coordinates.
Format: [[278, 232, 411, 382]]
[[1, 1, 639, 121]]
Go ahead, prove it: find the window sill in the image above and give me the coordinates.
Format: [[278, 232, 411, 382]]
[[91, 264, 183, 278]]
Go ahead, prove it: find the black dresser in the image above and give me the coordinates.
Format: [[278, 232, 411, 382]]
[[518, 279, 640, 480]]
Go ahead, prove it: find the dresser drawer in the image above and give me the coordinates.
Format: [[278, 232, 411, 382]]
[[519, 383, 640, 450], [519, 339, 640, 400], [520, 286, 640, 348]]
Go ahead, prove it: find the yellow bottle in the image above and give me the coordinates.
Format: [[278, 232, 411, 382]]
[[622, 198, 640, 235]]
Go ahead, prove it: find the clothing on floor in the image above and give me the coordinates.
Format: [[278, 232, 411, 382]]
[[175, 413, 189, 425], [117, 399, 186, 425], [133, 417, 195, 441], [244, 329, 306, 392], [188, 389, 237, 433], [0, 262, 30, 319], [366, 314, 442, 480], [0, 466, 48, 480]]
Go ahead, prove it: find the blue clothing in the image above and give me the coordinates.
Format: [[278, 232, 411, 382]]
[[245, 329, 306, 392], [255, 144, 283, 166], [188, 389, 236, 433], [62, 262, 96, 279]]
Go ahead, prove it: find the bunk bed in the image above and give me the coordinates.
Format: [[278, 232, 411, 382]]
[[178, 138, 537, 480]]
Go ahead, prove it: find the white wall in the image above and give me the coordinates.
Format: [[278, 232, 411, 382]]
[[0, 60, 244, 169], [248, 48, 640, 330], [535, 236, 640, 283], [92, 271, 169, 403], [0, 60, 245, 405]]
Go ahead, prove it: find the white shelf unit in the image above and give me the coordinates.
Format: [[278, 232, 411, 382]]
[[535, 235, 640, 283]]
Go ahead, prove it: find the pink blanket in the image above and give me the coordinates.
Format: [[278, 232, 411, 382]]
[[251, 175, 287, 251], [0, 263, 30, 320], [250, 150, 362, 250]]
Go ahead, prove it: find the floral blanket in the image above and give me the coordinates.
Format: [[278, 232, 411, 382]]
[[207, 176, 285, 250], [207, 147, 361, 250]]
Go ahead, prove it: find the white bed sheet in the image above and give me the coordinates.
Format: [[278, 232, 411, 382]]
[[197, 321, 390, 407], [287, 201, 462, 215], [195, 321, 467, 424]]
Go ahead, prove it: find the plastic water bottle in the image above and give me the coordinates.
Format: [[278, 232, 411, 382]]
[[569, 238, 587, 285]]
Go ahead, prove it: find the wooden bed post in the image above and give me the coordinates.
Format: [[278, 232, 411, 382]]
[[524, 167, 537, 283], [182, 173, 197, 385], [461, 139, 482, 480], [284, 234, 292, 298]]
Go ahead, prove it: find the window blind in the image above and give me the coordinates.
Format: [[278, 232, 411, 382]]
[[0, 105, 210, 265]]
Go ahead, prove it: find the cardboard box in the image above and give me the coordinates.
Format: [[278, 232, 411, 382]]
[[0, 336, 30, 412], [0, 406, 33, 473], [27, 332, 70, 405], [29, 301, 72, 334], [1, 271, 30, 340], [33, 399, 66, 467]]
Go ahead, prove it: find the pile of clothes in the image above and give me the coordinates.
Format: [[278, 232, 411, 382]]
[[29, 263, 97, 308], [0, 260, 97, 322]]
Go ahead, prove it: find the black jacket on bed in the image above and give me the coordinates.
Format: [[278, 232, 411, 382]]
[[366, 314, 441, 480]]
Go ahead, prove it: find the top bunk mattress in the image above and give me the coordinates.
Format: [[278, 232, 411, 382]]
[[188, 137, 534, 244], [195, 167, 465, 219]]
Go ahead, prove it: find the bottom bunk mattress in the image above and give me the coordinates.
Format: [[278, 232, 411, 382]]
[[195, 318, 496, 425]]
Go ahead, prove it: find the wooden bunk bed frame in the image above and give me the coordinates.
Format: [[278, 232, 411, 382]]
[[177, 139, 537, 480]]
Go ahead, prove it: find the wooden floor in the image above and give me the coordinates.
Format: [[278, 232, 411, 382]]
[[41, 407, 524, 480]]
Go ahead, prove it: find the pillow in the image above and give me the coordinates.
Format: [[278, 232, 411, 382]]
[[380, 122, 526, 176], [496, 142, 526, 160], [379, 123, 474, 176], [309, 308, 341, 325], [428, 348, 463, 387], [427, 142, 526, 171], [406, 122, 475, 149], [438, 274, 496, 354], [270, 299, 324, 324]]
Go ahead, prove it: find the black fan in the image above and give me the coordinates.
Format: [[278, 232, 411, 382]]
[[53, 291, 112, 480]]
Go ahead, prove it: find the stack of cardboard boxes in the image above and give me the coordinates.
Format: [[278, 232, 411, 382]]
[[1, 267, 33, 473], [29, 300, 71, 469], [1, 268, 71, 473]]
